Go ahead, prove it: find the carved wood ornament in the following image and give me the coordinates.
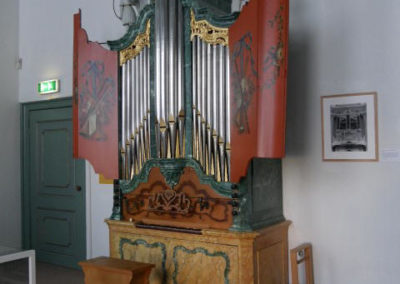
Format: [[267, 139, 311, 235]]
[[190, 10, 229, 46], [119, 20, 151, 65], [123, 167, 233, 230]]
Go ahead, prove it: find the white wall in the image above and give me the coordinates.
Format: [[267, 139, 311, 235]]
[[85, 163, 113, 258], [284, 0, 400, 283], [18, 0, 128, 257], [19, 0, 126, 102], [0, 0, 21, 249]]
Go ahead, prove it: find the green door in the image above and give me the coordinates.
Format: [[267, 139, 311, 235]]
[[22, 98, 86, 269]]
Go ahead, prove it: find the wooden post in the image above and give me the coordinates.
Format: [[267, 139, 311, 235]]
[[290, 243, 314, 284]]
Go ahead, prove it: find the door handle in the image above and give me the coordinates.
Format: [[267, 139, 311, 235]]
[[75, 185, 82, 192]]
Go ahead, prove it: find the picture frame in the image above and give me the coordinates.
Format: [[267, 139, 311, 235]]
[[321, 92, 379, 161]]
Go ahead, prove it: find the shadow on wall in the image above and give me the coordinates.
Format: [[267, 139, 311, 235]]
[[286, 32, 312, 157]]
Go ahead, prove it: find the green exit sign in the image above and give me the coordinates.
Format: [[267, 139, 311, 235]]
[[38, 79, 59, 95]]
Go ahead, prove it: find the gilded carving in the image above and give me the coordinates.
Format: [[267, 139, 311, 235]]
[[120, 20, 151, 65], [190, 10, 229, 46]]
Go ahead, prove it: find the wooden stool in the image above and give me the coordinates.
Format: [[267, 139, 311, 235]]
[[79, 257, 154, 284]]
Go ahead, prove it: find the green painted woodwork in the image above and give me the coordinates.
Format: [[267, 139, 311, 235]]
[[182, 0, 239, 27], [111, 180, 122, 220], [195, 0, 232, 14], [21, 98, 86, 269], [181, 0, 234, 16], [172, 245, 230, 284], [149, 16, 157, 158], [183, 6, 193, 157], [159, 166, 186, 188], [120, 238, 167, 284], [231, 159, 285, 232], [107, 4, 155, 51], [230, 177, 252, 232]]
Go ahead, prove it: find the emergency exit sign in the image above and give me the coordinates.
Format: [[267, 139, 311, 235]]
[[38, 79, 59, 95]]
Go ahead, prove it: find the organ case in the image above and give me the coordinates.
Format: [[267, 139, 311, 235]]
[[73, 0, 290, 282]]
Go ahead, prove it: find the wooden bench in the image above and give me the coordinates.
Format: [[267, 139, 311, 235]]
[[79, 257, 154, 284]]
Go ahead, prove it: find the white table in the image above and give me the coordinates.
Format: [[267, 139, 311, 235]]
[[0, 246, 36, 284]]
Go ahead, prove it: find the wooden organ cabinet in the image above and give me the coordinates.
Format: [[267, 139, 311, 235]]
[[73, 0, 290, 283]]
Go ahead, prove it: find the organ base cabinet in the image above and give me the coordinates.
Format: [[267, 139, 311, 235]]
[[107, 220, 291, 284]]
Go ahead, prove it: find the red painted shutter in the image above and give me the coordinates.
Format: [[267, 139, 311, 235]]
[[73, 11, 119, 179], [229, 0, 289, 183]]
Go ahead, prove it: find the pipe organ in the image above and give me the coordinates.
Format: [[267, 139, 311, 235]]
[[73, 0, 290, 282]]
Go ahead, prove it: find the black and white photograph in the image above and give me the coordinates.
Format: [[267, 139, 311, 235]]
[[321, 92, 378, 161]]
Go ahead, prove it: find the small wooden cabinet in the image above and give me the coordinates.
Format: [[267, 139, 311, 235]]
[[107, 220, 290, 284], [79, 257, 154, 284]]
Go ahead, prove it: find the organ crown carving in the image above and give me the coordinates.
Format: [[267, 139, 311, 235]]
[[190, 10, 229, 46], [120, 20, 151, 65]]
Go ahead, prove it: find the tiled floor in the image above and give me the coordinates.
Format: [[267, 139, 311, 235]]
[[0, 259, 84, 284]]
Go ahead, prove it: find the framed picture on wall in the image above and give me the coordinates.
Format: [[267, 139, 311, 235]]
[[321, 92, 379, 161]]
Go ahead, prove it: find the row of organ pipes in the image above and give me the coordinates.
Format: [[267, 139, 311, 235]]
[[192, 36, 231, 182], [155, 0, 185, 160], [121, 47, 151, 180], [121, 0, 231, 182]]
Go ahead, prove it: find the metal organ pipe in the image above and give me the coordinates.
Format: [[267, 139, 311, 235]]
[[146, 47, 151, 160], [159, 0, 167, 158], [160, 0, 166, 125], [192, 37, 197, 160], [155, 0, 161, 158], [218, 46, 225, 142], [142, 49, 147, 161], [196, 38, 203, 166], [225, 47, 231, 181], [134, 55, 138, 172], [168, 0, 176, 120], [218, 45, 226, 181], [206, 43, 213, 175], [121, 63, 127, 178], [131, 58, 137, 176], [137, 52, 143, 170], [212, 45, 218, 135], [140, 52, 145, 167], [177, 0, 184, 157], [201, 40, 207, 170], [168, 0, 176, 158], [125, 60, 131, 179], [212, 44, 219, 180]]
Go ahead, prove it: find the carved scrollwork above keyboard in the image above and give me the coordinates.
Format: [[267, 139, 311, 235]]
[[122, 167, 233, 229]]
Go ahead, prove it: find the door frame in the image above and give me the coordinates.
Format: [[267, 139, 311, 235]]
[[20, 97, 86, 254]]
